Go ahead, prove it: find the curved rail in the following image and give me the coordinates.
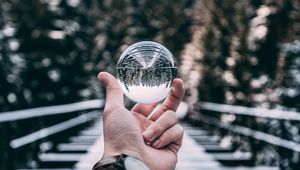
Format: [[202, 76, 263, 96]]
[[0, 99, 104, 123], [192, 113, 300, 152], [193, 102, 300, 153], [199, 102, 300, 121], [10, 111, 100, 149]]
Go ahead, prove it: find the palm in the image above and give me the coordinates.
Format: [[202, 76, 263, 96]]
[[104, 106, 178, 170]]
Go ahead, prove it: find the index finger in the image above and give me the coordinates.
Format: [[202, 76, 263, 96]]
[[148, 78, 184, 120]]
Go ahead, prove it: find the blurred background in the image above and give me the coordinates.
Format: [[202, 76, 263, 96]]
[[0, 0, 300, 169]]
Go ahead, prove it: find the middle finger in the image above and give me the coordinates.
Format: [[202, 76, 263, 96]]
[[148, 78, 184, 121]]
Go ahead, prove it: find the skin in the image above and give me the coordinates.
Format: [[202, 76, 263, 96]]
[[98, 72, 185, 170]]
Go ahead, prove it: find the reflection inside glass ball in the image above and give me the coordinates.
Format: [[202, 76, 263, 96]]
[[116, 41, 177, 103]]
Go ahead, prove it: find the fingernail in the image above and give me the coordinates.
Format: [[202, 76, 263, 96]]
[[152, 140, 160, 148], [143, 129, 154, 141], [98, 72, 108, 84]]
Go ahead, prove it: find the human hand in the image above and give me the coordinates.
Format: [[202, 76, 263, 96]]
[[98, 72, 185, 170]]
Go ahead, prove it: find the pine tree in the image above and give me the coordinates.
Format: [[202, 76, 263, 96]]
[[180, 0, 300, 168]]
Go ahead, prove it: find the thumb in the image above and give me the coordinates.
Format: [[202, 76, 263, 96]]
[[98, 72, 124, 110]]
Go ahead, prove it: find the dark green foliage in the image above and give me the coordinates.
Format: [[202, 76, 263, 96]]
[[180, 0, 300, 169], [0, 1, 193, 168], [181, 0, 300, 110], [1, 0, 300, 169], [0, 0, 193, 111]]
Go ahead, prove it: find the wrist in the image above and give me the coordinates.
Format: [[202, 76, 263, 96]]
[[95, 153, 150, 170], [102, 148, 145, 163]]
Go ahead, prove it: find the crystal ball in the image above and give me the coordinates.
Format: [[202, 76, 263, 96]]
[[116, 41, 177, 103]]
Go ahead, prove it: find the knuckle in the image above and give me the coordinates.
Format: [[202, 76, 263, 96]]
[[175, 124, 184, 131], [103, 105, 114, 113], [152, 123, 163, 134], [161, 103, 172, 112], [103, 105, 122, 115], [165, 110, 177, 123], [159, 135, 169, 145], [171, 89, 183, 100], [106, 85, 120, 94], [176, 124, 184, 137], [159, 127, 180, 147]]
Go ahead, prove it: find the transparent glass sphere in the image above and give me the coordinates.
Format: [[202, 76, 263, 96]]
[[116, 41, 177, 103]]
